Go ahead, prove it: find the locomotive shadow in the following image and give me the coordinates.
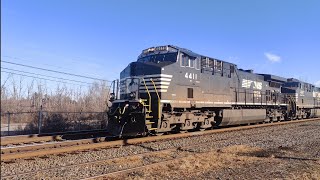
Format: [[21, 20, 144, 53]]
[[235, 145, 317, 162]]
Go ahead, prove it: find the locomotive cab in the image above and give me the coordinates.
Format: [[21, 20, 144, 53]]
[[106, 46, 179, 137]]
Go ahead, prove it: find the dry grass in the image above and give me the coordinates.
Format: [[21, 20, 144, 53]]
[[110, 155, 142, 165], [105, 145, 320, 180], [104, 145, 258, 180]]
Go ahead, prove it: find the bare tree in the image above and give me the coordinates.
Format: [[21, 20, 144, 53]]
[[1, 75, 111, 114]]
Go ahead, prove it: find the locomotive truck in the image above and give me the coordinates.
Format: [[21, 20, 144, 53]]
[[107, 45, 320, 137]]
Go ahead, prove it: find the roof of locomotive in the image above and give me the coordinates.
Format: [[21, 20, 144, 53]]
[[139, 45, 235, 66], [138, 45, 320, 88]]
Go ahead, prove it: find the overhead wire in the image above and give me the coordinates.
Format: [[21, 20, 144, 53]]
[[1, 57, 117, 101], [2, 60, 111, 82], [2, 70, 92, 87], [2, 55, 84, 74], [1, 67, 96, 85]]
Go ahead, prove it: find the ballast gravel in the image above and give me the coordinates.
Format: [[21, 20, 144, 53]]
[[1, 120, 320, 179]]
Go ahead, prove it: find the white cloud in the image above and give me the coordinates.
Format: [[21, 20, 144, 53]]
[[264, 52, 281, 63], [315, 80, 320, 87]]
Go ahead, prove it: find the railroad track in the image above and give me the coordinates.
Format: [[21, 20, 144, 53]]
[[0, 129, 108, 147], [0, 136, 238, 179], [1, 118, 319, 162], [2, 118, 320, 179], [82, 139, 229, 180], [1, 134, 61, 147]]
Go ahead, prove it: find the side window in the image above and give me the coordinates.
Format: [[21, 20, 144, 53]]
[[189, 58, 194, 68], [182, 55, 189, 67], [182, 54, 189, 67], [195, 58, 200, 70], [180, 53, 184, 67], [187, 88, 193, 98], [180, 53, 196, 68]]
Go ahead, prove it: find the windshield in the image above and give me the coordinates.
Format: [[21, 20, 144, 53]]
[[138, 52, 177, 63]]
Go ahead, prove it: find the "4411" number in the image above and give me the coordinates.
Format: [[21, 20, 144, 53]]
[[185, 72, 197, 80]]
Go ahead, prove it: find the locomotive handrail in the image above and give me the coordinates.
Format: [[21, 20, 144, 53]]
[[150, 78, 161, 120], [142, 78, 152, 113]]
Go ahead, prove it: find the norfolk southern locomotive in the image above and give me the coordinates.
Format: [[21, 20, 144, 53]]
[[107, 45, 320, 137]]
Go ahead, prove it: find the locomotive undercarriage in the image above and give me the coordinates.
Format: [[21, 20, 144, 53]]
[[160, 109, 216, 132], [157, 105, 313, 133], [106, 99, 316, 137], [159, 106, 258, 133]]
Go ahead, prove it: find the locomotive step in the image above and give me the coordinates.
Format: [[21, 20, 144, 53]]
[[146, 121, 155, 125], [148, 128, 158, 131]]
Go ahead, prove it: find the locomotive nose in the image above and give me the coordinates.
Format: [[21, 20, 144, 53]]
[[106, 100, 147, 137]]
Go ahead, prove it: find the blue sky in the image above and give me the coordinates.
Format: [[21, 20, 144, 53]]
[[2, 0, 320, 86]]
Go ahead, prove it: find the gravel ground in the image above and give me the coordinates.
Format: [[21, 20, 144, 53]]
[[1, 119, 320, 179]]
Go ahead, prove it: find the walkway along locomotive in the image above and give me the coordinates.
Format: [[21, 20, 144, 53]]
[[106, 45, 320, 137]]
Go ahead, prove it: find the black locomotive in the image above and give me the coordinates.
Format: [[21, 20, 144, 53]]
[[107, 45, 320, 137]]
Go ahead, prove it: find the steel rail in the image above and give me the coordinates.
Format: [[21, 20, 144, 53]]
[[1, 135, 61, 146], [1, 118, 319, 161], [0, 129, 107, 146], [1, 138, 103, 154]]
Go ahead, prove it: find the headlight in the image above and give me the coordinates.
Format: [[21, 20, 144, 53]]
[[109, 93, 115, 101], [129, 92, 136, 99]]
